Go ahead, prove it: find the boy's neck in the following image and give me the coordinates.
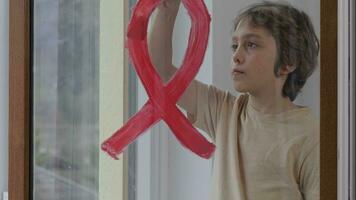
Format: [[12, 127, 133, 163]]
[[248, 92, 297, 114]]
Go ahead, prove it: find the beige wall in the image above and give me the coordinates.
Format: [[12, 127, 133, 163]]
[[99, 0, 125, 199]]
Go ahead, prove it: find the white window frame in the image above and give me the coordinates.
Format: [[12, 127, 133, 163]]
[[338, 0, 355, 199]]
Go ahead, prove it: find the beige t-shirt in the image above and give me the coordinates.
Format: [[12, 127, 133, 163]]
[[188, 81, 319, 200]]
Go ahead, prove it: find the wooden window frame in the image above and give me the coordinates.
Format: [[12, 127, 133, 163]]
[[9, 0, 338, 199], [9, 0, 30, 200]]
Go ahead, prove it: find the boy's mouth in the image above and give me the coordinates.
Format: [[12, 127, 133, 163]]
[[232, 68, 245, 74]]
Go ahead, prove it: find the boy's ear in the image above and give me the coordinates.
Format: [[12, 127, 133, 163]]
[[279, 65, 296, 75]]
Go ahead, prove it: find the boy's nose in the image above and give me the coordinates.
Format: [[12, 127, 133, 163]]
[[232, 49, 244, 64]]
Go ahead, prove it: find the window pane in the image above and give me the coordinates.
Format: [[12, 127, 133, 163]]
[[33, 1, 99, 199]]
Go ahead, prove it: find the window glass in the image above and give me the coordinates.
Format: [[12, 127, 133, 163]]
[[33, 1, 100, 199]]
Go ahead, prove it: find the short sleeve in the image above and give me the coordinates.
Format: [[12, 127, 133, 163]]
[[187, 80, 234, 141], [299, 143, 320, 200]]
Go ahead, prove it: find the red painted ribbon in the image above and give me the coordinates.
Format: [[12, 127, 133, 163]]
[[101, 0, 215, 159]]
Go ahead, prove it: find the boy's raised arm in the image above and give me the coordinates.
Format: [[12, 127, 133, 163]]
[[148, 0, 198, 116]]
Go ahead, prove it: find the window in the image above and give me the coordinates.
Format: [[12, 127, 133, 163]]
[[8, 0, 341, 199], [32, 0, 127, 199]]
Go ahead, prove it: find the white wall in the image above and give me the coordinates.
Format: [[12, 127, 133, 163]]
[[212, 0, 320, 118], [0, 0, 9, 196]]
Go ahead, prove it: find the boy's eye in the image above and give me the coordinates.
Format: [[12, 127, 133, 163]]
[[247, 42, 257, 48], [231, 44, 238, 51], [231, 42, 257, 52]]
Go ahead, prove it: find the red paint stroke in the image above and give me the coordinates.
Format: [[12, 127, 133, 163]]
[[101, 0, 215, 159]]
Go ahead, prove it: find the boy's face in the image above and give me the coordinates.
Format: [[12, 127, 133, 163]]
[[230, 20, 281, 96]]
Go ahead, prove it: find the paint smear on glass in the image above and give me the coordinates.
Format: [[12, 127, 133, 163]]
[[101, 0, 215, 159]]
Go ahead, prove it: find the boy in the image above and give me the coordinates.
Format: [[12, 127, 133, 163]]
[[148, 1, 320, 200]]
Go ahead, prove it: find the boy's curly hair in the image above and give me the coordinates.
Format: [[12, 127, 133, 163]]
[[233, 1, 320, 101]]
